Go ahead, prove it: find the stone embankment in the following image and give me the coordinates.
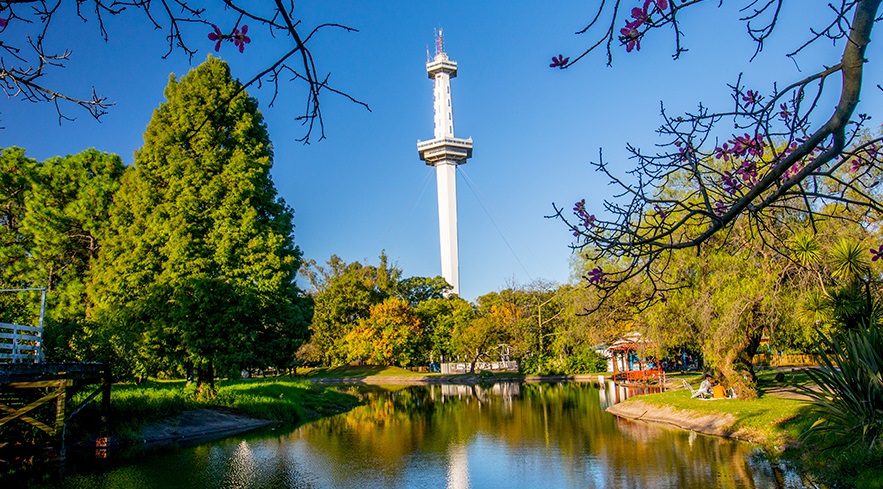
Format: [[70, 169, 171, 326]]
[[606, 401, 750, 440]]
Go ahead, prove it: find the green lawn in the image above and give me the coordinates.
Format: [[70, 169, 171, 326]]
[[628, 386, 815, 449]]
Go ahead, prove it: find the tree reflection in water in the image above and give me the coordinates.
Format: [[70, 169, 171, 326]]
[[31, 382, 806, 489]]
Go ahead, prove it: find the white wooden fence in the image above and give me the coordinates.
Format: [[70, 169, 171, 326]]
[[0, 322, 44, 363], [440, 361, 518, 374]]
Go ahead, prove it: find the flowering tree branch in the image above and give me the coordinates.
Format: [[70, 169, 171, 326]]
[[0, 0, 369, 142], [552, 0, 883, 308]]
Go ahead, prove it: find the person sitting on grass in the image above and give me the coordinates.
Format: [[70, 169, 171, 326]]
[[712, 381, 727, 399], [693, 375, 714, 398]]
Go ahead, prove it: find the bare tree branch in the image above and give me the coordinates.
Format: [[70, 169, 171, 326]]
[[554, 0, 883, 309], [0, 0, 370, 142]]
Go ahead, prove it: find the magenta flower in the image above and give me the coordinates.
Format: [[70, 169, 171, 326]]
[[208, 24, 224, 52], [715, 143, 730, 162], [654, 204, 667, 220], [620, 24, 641, 52], [736, 160, 758, 183], [722, 171, 740, 195], [0, 18, 7, 29], [675, 141, 695, 161], [631, 6, 650, 26], [728, 133, 766, 159], [644, 0, 668, 11], [550, 54, 569, 69], [781, 161, 804, 181], [871, 245, 883, 262], [713, 200, 727, 217], [233, 25, 250, 53], [573, 199, 596, 229], [587, 267, 604, 285], [779, 103, 791, 120], [741, 90, 759, 106]]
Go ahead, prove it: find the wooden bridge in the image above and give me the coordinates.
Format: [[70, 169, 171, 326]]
[[0, 320, 111, 460]]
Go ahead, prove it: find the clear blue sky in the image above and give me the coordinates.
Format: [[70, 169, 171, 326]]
[[2, 2, 880, 300]]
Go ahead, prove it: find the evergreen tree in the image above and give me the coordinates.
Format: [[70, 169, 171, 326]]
[[0, 148, 38, 325], [88, 56, 309, 386], [0, 147, 124, 360]]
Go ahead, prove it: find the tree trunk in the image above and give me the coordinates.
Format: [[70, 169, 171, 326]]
[[196, 362, 216, 396]]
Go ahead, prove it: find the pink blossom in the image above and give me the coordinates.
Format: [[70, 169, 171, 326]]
[[550, 54, 569, 69], [735, 160, 758, 184], [233, 25, 251, 53], [848, 158, 862, 173], [631, 6, 650, 26], [587, 267, 605, 285], [0, 18, 7, 29], [620, 23, 641, 52], [654, 204, 667, 220], [741, 90, 759, 106], [208, 24, 224, 52], [713, 200, 727, 216], [781, 159, 804, 181], [715, 143, 730, 162], [722, 171, 740, 194], [644, 0, 668, 11], [871, 245, 883, 262], [573, 199, 595, 229], [675, 141, 695, 161], [779, 103, 791, 120]]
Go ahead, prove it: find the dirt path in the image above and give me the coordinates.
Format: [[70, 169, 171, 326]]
[[138, 409, 273, 447]]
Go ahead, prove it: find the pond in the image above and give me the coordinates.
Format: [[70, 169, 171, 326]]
[[28, 382, 807, 488]]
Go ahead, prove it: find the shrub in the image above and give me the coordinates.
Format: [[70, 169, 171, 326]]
[[802, 324, 883, 450]]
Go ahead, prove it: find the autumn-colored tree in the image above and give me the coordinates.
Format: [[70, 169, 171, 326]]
[[303, 253, 400, 365], [452, 298, 521, 374], [343, 297, 425, 367]]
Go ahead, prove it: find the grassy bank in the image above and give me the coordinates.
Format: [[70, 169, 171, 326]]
[[72, 377, 360, 443], [630, 370, 883, 488], [622, 381, 815, 449]]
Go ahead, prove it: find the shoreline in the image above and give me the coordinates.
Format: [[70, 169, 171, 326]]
[[303, 373, 608, 385], [137, 409, 275, 448], [128, 374, 612, 448], [126, 374, 771, 450], [605, 400, 755, 442]]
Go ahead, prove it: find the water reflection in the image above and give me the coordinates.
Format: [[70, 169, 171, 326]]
[[27, 382, 807, 489]]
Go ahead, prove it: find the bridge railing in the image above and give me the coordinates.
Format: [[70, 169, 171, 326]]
[[0, 322, 44, 363]]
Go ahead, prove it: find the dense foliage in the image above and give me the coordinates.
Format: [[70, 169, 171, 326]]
[[85, 57, 310, 387], [0, 58, 311, 389]]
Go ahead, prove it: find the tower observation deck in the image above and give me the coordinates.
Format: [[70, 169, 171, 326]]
[[417, 30, 473, 296]]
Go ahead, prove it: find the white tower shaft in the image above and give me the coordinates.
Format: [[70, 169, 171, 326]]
[[435, 161, 459, 295], [417, 31, 473, 296], [433, 70, 454, 139]]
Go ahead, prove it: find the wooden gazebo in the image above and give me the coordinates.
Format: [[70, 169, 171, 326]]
[[608, 341, 664, 385]]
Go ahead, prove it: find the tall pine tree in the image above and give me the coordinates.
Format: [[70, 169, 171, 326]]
[[88, 57, 310, 386]]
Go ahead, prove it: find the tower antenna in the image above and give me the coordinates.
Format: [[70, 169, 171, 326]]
[[435, 28, 444, 56]]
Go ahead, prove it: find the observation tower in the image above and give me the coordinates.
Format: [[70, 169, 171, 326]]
[[417, 30, 473, 296]]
